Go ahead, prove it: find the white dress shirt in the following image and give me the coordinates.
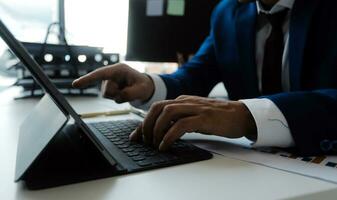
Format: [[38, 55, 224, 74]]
[[131, 0, 296, 148]]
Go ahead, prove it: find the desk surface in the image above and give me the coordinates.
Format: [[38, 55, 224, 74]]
[[1, 87, 337, 200]]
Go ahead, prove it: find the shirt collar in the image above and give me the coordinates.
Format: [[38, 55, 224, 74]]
[[256, 0, 295, 14]]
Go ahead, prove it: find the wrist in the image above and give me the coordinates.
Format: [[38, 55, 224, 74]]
[[141, 73, 155, 102], [240, 102, 257, 141]]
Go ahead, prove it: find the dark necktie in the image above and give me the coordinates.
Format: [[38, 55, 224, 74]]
[[261, 10, 288, 95]]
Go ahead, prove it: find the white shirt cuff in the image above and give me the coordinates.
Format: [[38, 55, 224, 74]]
[[130, 74, 167, 110], [239, 98, 295, 148]]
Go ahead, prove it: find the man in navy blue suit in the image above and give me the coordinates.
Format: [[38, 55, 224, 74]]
[[73, 0, 337, 156]]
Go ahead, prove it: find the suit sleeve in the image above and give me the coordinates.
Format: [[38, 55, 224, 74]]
[[266, 89, 337, 156], [159, 31, 222, 99]]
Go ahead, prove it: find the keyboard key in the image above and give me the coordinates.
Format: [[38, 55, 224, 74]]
[[109, 138, 121, 142], [118, 143, 130, 148], [122, 148, 135, 153], [139, 147, 152, 153], [133, 144, 144, 148], [145, 151, 158, 157], [114, 141, 126, 145], [127, 152, 139, 157], [137, 160, 152, 167], [132, 156, 146, 161], [153, 157, 167, 164]]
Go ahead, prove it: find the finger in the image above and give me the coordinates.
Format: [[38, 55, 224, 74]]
[[176, 95, 219, 105], [72, 66, 113, 88], [142, 100, 176, 145], [129, 123, 143, 141], [115, 85, 144, 103], [159, 116, 199, 151], [175, 95, 192, 100], [102, 81, 120, 100], [153, 103, 200, 147]]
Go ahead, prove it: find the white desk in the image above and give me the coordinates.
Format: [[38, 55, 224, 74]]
[[1, 87, 337, 200]]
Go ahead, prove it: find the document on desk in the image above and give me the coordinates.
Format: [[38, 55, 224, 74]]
[[69, 98, 131, 115], [183, 133, 337, 184]]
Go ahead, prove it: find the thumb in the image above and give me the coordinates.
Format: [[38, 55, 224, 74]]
[[115, 85, 144, 103]]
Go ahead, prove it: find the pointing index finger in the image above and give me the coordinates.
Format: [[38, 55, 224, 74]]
[[72, 66, 111, 88]]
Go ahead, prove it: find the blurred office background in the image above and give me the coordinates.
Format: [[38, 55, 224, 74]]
[[0, 0, 225, 96], [0, 0, 129, 91]]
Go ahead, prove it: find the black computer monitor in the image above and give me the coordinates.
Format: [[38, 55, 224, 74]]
[[126, 0, 220, 62]]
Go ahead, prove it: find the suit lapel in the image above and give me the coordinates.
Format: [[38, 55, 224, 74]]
[[289, 0, 318, 90], [235, 2, 260, 97]]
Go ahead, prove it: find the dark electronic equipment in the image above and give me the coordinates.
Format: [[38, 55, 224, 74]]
[[13, 42, 119, 98], [6, 21, 119, 99], [126, 0, 220, 62]]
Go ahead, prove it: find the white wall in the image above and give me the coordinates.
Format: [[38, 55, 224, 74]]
[[65, 0, 129, 55]]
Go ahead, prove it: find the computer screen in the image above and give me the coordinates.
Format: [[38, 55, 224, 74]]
[[126, 0, 220, 62]]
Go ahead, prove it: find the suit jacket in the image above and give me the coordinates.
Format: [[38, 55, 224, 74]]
[[159, 0, 337, 156]]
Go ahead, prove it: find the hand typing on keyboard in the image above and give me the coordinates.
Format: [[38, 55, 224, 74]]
[[72, 64, 257, 152], [129, 95, 257, 151]]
